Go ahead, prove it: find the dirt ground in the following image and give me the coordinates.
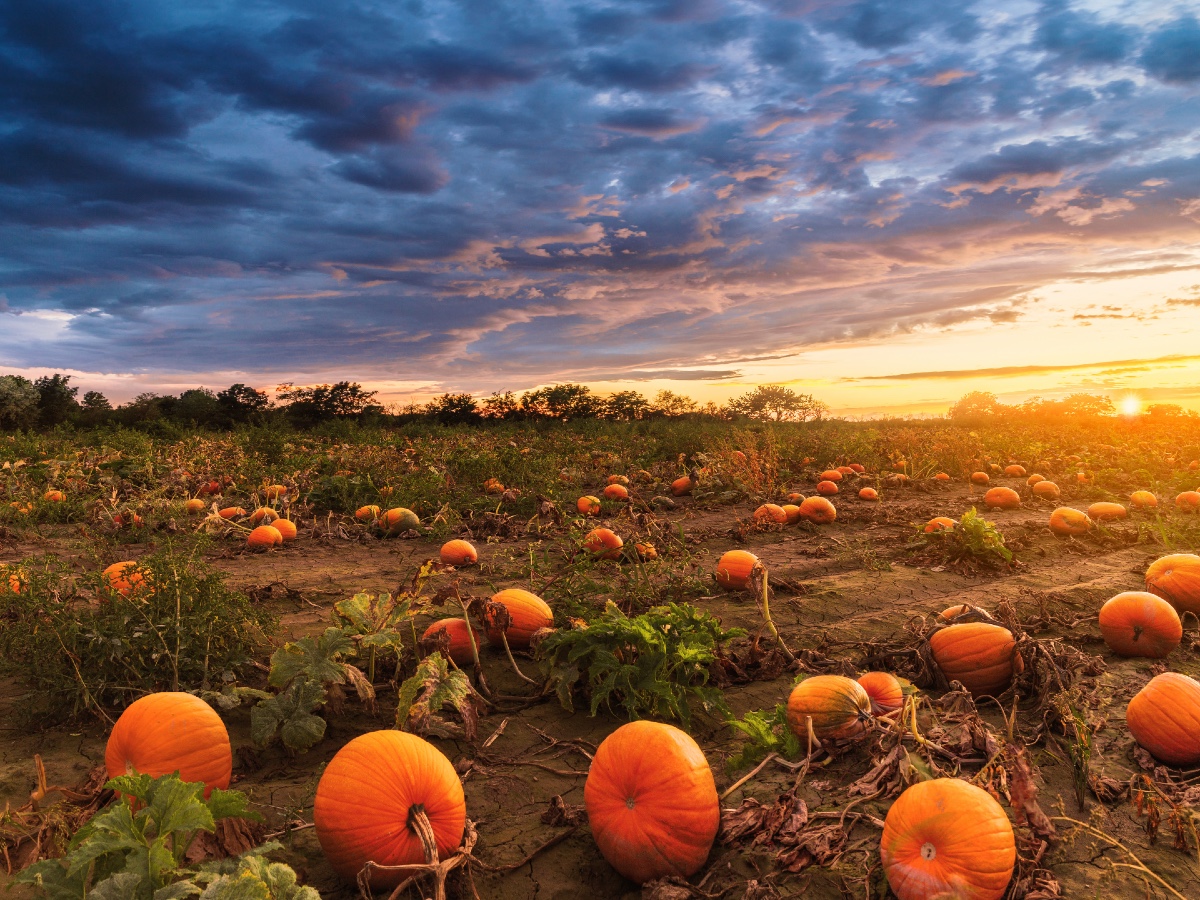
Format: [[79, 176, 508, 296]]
[[2, 476, 1198, 900]]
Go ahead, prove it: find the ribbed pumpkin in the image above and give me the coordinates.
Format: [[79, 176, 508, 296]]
[[584, 527, 624, 560], [1026, 474, 1044, 486], [584, 721, 719, 885], [577, 495, 601, 516], [1130, 490, 1158, 509], [603, 484, 629, 501], [982, 487, 1020, 510], [857, 671, 904, 715], [880, 778, 1015, 900], [1098, 592, 1181, 658], [786, 675, 872, 741], [781, 504, 802, 524], [969, 472, 990, 486], [715, 550, 758, 590], [1087, 502, 1126, 522], [247, 525, 283, 550], [273, 519, 298, 541], [379, 507, 420, 535], [753, 503, 788, 524], [670, 476, 693, 496], [929, 623, 1019, 696], [815, 480, 839, 496], [355, 505, 381, 522], [798, 496, 836, 524], [1125, 673, 1200, 767], [1032, 481, 1060, 500], [421, 618, 480, 666], [1003, 465, 1026, 477], [105, 692, 231, 796], [184, 498, 206, 514], [858, 487, 879, 500], [1145, 553, 1200, 614], [1048, 507, 1090, 536], [103, 561, 147, 597], [1175, 491, 1200, 512], [924, 516, 956, 533], [818, 470, 843, 482], [487, 589, 553, 648], [249, 507, 278, 525], [314, 731, 466, 887], [440, 539, 478, 566]]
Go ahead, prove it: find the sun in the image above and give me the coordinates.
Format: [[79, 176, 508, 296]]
[[1120, 395, 1142, 417]]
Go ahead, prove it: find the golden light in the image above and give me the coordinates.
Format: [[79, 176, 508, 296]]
[[1120, 395, 1141, 417]]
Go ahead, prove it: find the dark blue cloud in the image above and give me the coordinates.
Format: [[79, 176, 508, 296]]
[[1034, 1, 1134, 66], [1141, 15, 1200, 84]]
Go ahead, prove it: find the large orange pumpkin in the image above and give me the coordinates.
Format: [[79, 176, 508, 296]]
[[1003, 465, 1026, 477], [786, 675, 872, 741], [1098, 592, 1181, 658], [314, 731, 466, 886], [1032, 481, 1060, 500], [247, 525, 283, 550], [486, 589, 553, 648], [781, 504, 802, 524], [1145, 553, 1200, 614], [1175, 491, 1200, 512], [577, 495, 601, 516], [584, 721, 719, 885], [670, 476, 693, 497], [1048, 507, 1090, 536], [1026, 474, 1044, 486], [584, 527, 624, 560], [880, 778, 1015, 900], [273, 519, 298, 541], [715, 550, 758, 590], [969, 472, 990, 486], [929, 623, 1019, 696], [858, 487, 879, 500], [422, 618, 480, 666], [1130, 490, 1158, 510], [439, 539, 478, 566], [1125, 673, 1200, 767], [857, 671, 904, 715], [603, 484, 629, 501], [753, 503, 788, 524], [982, 487, 1020, 510], [105, 692, 231, 796], [818, 470, 843, 482], [798, 496, 836, 524]]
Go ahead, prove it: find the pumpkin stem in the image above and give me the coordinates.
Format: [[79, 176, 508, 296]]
[[407, 804, 439, 865]]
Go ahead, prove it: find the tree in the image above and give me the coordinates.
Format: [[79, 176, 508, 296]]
[[34, 374, 79, 426], [425, 393, 481, 424], [174, 388, 223, 426], [276, 382, 379, 423], [1060, 393, 1115, 417], [520, 384, 602, 420], [603, 391, 651, 421], [948, 392, 1003, 421], [218, 384, 271, 423], [725, 385, 827, 422], [481, 391, 519, 419], [651, 390, 697, 416], [82, 391, 111, 411], [0, 375, 39, 430]]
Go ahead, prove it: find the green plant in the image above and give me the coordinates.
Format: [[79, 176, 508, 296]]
[[539, 601, 744, 728], [395, 651, 480, 739], [332, 591, 419, 683], [726, 701, 802, 771], [916, 507, 1012, 567]]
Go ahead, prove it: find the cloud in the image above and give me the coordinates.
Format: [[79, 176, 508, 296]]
[[848, 353, 1200, 382], [1141, 16, 1200, 84]]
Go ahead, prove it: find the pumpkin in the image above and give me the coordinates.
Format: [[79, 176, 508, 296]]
[[1048, 507, 1090, 536], [1003, 465, 1026, 477], [1087, 502, 1126, 522], [929, 623, 1020, 696], [1125, 673, 1200, 767], [315, 731, 466, 887], [112, 512, 144, 528], [781, 504, 802, 524], [355, 504, 381, 522], [858, 487, 879, 500], [857, 671, 904, 715], [273, 519, 298, 541], [577, 496, 602, 516], [103, 561, 147, 597], [440, 539, 478, 566], [1098, 592, 1181, 658], [836, 465, 855, 475], [715, 550, 758, 590], [786, 675, 872, 741], [880, 778, 1015, 900], [584, 720, 719, 885], [603, 484, 630, 501], [635, 542, 658, 560], [184, 499, 206, 514], [969, 472, 990, 486], [886, 473, 910, 487], [798, 496, 836, 524], [924, 516, 956, 533], [818, 470, 843, 482], [584, 528, 624, 560], [1026, 474, 1045, 486], [247, 525, 283, 550], [1032, 481, 1060, 500], [483, 477, 505, 494], [1175, 491, 1200, 512], [1145, 553, 1200, 614], [249, 507, 278, 525], [670, 476, 693, 496], [264, 484, 289, 501], [218, 506, 246, 520], [938, 603, 973, 621], [849, 463, 866, 473], [380, 507, 420, 535], [753, 503, 788, 525], [487, 589, 553, 648], [3, 569, 26, 594], [785, 492, 805, 503], [606, 474, 630, 486], [1130, 490, 1158, 509], [197, 481, 221, 497], [421, 618, 480, 666], [982, 487, 1020, 510], [43, 490, 65, 502], [933, 473, 951, 482], [105, 692, 231, 796], [815, 480, 838, 496]]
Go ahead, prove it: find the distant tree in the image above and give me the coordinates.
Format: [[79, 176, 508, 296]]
[[174, 388, 223, 426], [1145, 403, 1195, 419], [426, 393, 481, 424], [1060, 393, 1115, 417], [725, 385, 827, 422], [948, 391, 1003, 421], [115, 393, 169, 426], [481, 391, 520, 419], [603, 390, 651, 421], [81, 391, 111, 411], [0, 375, 39, 430], [520, 383, 602, 420], [651, 390, 697, 416], [218, 384, 271, 423], [276, 382, 378, 423], [35, 374, 79, 426]]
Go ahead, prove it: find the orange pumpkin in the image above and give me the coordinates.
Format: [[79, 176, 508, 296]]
[[880, 778, 1015, 900], [929, 623, 1019, 696], [1175, 491, 1200, 512], [634, 542, 658, 560], [584, 527, 624, 560], [218, 506, 246, 520], [43, 489, 65, 502], [1048, 507, 1090, 536], [440, 539, 478, 566], [1032, 481, 1060, 500], [249, 507, 278, 525], [584, 721, 719, 885], [857, 671, 904, 715], [815, 480, 839, 496], [982, 487, 1020, 510], [577, 495, 602, 516], [670, 476, 693, 496], [603, 484, 629, 501], [1026, 474, 1045, 486], [264, 484, 289, 501], [753, 503, 788, 525], [422, 618, 480, 666], [314, 731, 466, 887], [786, 675, 872, 741], [1087, 502, 1126, 522], [1145, 553, 1200, 614], [355, 504, 381, 522], [715, 550, 758, 590], [784, 491, 805, 503], [247, 525, 283, 550], [105, 692, 231, 797], [781, 504, 802, 525], [1098, 592, 1181, 658], [924, 516, 956, 533], [858, 487, 879, 500], [818, 470, 843, 482], [849, 463, 866, 474], [1130, 490, 1158, 510], [933, 473, 950, 482], [969, 472, 990, 485], [836, 465, 855, 476], [273, 519, 298, 541], [606, 474, 630, 486], [798, 496, 836, 524], [112, 511, 144, 528], [1003, 465, 1026, 477], [103, 561, 147, 597], [1125, 673, 1200, 767], [938, 603, 973, 621], [487, 589, 553, 648], [184, 498, 206, 514], [379, 507, 420, 535], [483, 477, 505, 494]]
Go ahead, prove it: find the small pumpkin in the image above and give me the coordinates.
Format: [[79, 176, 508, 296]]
[[670, 476, 693, 496], [798, 496, 836, 524], [1031, 481, 1060, 500], [483, 477, 505, 494], [218, 506, 246, 520], [249, 507, 278, 525], [929, 623, 1020, 696], [880, 778, 1015, 900], [577, 495, 602, 516], [603, 483, 630, 501], [1175, 491, 1200, 512], [849, 463, 866, 473], [784, 491, 805, 503], [715, 550, 758, 590], [786, 675, 872, 741], [1145, 553, 1200, 614], [815, 480, 839, 496], [836, 465, 855, 475], [103, 561, 147, 597], [982, 487, 1020, 510], [264, 484, 289, 501], [1087, 501, 1126, 522], [858, 487, 879, 500], [924, 516, 956, 533], [781, 504, 802, 524], [1125, 673, 1200, 767], [753, 503, 788, 524], [1130, 490, 1158, 509], [273, 519, 298, 541], [933, 473, 951, 482], [105, 692, 231, 796], [818, 470, 843, 482], [43, 489, 65, 502], [355, 504, 381, 522], [635, 542, 658, 560], [487, 589, 553, 648], [314, 731, 466, 887], [379, 507, 420, 535], [969, 472, 990, 485], [440, 539, 478, 566], [584, 527, 624, 560], [1048, 507, 1090, 536], [247, 525, 283, 550], [1003, 464, 1026, 477], [857, 671, 904, 714], [1026, 473, 1044, 486], [184, 499, 206, 514], [421, 618, 480, 666], [606, 474, 630, 486], [1098, 591, 1181, 658], [584, 720, 719, 885]]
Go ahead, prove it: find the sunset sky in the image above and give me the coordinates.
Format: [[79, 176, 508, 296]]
[[1, 0, 1198, 415]]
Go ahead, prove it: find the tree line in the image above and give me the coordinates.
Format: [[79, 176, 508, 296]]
[[0, 374, 829, 431], [948, 391, 1198, 422]]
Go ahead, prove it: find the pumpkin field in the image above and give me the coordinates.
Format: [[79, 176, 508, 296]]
[[3, 415, 1200, 900]]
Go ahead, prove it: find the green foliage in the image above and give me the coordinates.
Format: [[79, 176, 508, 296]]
[[917, 507, 1013, 567], [395, 652, 479, 739], [727, 701, 802, 771], [196, 854, 319, 900], [539, 601, 744, 729], [250, 679, 327, 753], [332, 591, 417, 682]]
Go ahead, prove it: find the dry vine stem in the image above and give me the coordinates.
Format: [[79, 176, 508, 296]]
[[357, 811, 477, 900], [1050, 816, 1186, 900], [750, 562, 796, 663]]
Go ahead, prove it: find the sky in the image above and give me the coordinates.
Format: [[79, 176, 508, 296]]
[[1, 0, 1199, 416]]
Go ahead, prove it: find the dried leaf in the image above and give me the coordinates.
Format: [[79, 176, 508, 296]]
[[1006, 745, 1057, 843], [541, 796, 587, 827]]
